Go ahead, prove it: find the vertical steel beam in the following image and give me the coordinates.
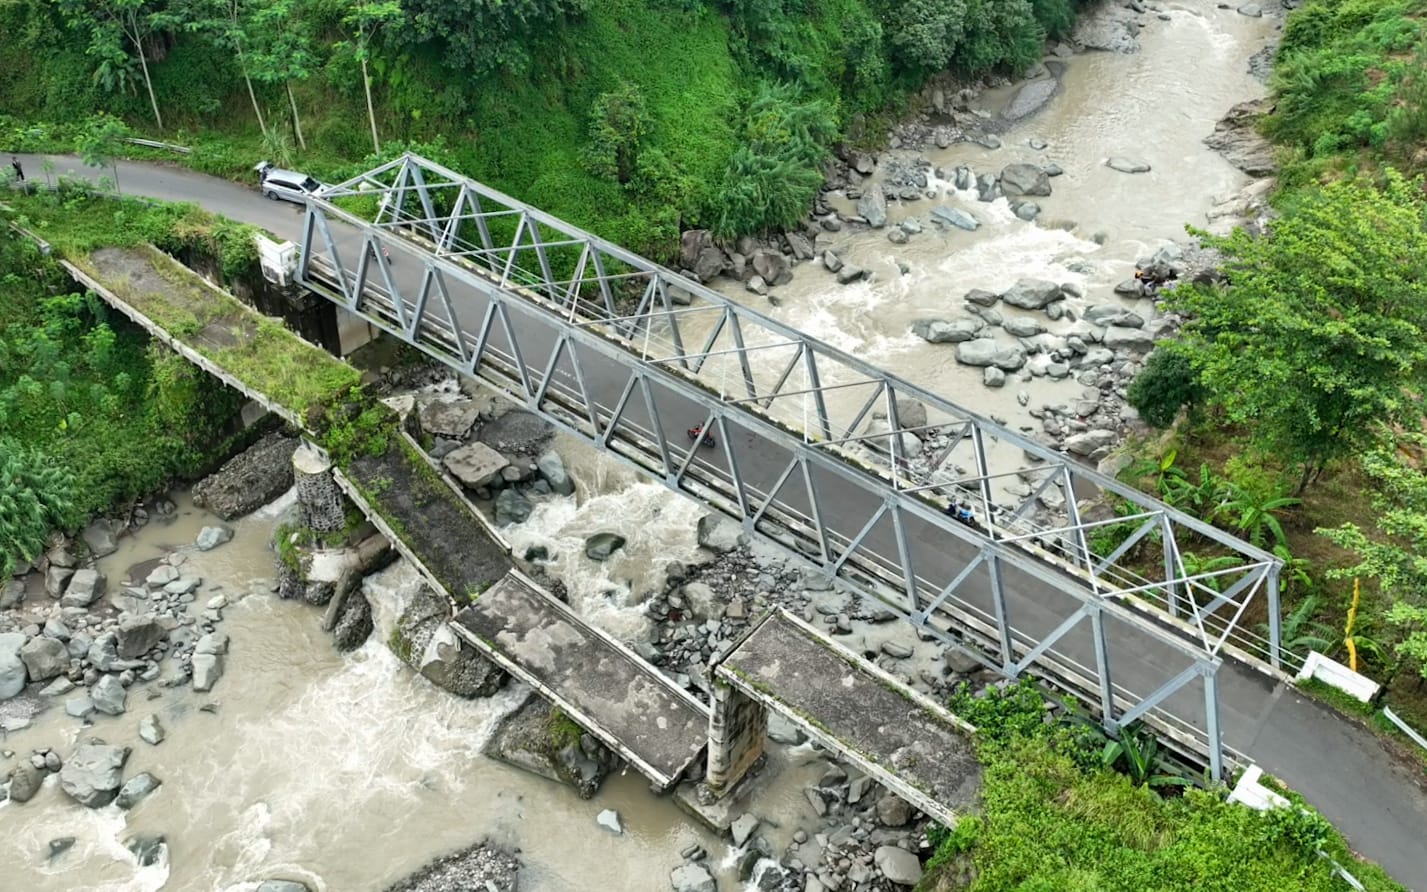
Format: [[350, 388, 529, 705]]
[[1162, 515, 1180, 618], [803, 348, 833, 440], [986, 552, 1014, 671], [971, 426, 997, 538], [1203, 663, 1223, 782], [1089, 605, 1116, 730], [1266, 565, 1283, 670], [888, 498, 920, 613]]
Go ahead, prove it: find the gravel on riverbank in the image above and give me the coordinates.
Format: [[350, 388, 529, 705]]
[[382, 841, 520, 892]]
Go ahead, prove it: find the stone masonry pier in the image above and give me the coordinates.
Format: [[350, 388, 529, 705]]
[[453, 573, 710, 790], [715, 610, 982, 827]]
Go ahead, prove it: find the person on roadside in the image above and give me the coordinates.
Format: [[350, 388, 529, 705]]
[[10, 155, 23, 181]]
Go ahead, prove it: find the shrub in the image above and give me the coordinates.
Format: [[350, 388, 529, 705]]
[[1126, 346, 1203, 429]]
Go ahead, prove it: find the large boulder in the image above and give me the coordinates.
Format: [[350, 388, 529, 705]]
[[7, 763, 45, 803], [584, 533, 626, 562], [116, 615, 167, 660], [418, 624, 506, 698], [61, 569, 105, 608], [1064, 429, 1118, 456], [45, 566, 74, 598], [874, 845, 923, 887], [192, 433, 298, 520], [1106, 157, 1152, 174], [494, 489, 533, 526], [81, 519, 119, 559], [1102, 327, 1156, 351], [911, 318, 982, 344], [1000, 279, 1062, 310], [20, 637, 67, 682], [999, 163, 1051, 197], [671, 863, 718, 892], [1204, 98, 1276, 177], [115, 772, 161, 810], [443, 442, 510, 490], [194, 526, 234, 552], [1084, 305, 1145, 328], [476, 410, 553, 456], [0, 632, 27, 699], [59, 743, 129, 808], [192, 653, 225, 692], [92, 674, 128, 716], [955, 340, 1026, 371], [930, 205, 979, 231], [857, 184, 888, 228], [750, 250, 792, 287], [419, 399, 482, 440], [536, 450, 576, 496], [698, 514, 748, 554], [486, 693, 616, 799]]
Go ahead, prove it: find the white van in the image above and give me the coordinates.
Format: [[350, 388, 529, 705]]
[[255, 161, 328, 204]]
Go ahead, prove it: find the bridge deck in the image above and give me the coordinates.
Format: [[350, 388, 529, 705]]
[[718, 610, 981, 826], [452, 572, 709, 790]]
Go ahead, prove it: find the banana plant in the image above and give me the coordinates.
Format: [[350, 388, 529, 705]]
[[1215, 482, 1301, 550], [1101, 723, 1191, 789]]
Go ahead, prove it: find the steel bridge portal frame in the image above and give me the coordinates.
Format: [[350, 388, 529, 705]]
[[296, 154, 1284, 778]]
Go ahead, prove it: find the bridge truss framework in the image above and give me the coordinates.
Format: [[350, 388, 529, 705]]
[[297, 154, 1286, 779]]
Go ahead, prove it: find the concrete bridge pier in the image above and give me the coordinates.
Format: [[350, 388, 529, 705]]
[[705, 676, 768, 798], [293, 442, 346, 533]]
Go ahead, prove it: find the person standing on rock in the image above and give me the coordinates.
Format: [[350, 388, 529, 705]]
[[10, 155, 23, 182]]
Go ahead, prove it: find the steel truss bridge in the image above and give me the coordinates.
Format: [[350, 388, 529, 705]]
[[296, 154, 1287, 779]]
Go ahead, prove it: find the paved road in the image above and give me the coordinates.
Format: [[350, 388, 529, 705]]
[[12, 153, 1427, 888]]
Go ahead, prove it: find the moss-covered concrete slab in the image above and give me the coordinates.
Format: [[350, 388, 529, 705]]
[[452, 572, 709, 790], [717, 609, 981, 827]]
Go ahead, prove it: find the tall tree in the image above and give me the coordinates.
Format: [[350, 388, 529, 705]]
[[400, 0, 587, 78], [57, 0, 182, 130], [340, 0, 404, 155], [182, 0, 267, 139], [247, 0, 314, 150], [1174, 171, 1427, 492], [76, 113, 130, 193]]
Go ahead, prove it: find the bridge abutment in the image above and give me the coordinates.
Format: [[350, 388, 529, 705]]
[[705, 676, 768, 798]]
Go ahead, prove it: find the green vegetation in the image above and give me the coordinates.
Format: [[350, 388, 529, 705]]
[[0, 219, 247, 548], [1111, 0, 1427, 746], [921, 681, 1401, 891], [1, 0, 1088, 254]]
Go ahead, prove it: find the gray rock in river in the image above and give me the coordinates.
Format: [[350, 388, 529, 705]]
[[443, 442, 510, 490], [857, 184, 888, 228], [1001, 279, 1063, 310], [59, 742, 129, 808], [91, 674, 128, 716], [115, 772, 161, 809], [911, 318, 982, 344], [698, 514, 748, 554], [931, 205, 979, 231], [1105, 157, 1152, 174], [999, 163, 1052, 197], [81, 520, 119, 559], [7, 763, 45, 803], [116, 615, 166, 659], [671, 862, 718, 892], [536, 450, 576, 496], [61, 568, 105, 607], [956, 339, 1027, 371], [494, 489, 533, 526], [192, 432, 297, 520], [139, 714, 166, 745], [875, 845, 923, 887], [192, 652, 225, 692], [0, 632, 28, 700], [194, 525, 234, 552], [419, 399, 482, 440], [20, 636, 66, 683]]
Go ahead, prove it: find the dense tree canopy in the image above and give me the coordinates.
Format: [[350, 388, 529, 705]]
[[400, 0, 588, 79], [1174, 171, 1427, 491]]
